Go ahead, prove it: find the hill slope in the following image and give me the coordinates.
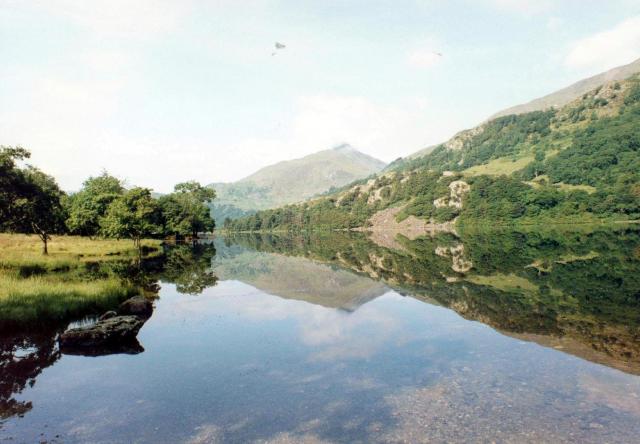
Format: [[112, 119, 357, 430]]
[[227, 73, 640, 231], [209, 144, 385, 222], [491, 57, 640, 119], [383, 58, 640, 172]]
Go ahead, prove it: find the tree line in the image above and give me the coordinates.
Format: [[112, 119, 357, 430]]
[[0, 147, 216, 254]]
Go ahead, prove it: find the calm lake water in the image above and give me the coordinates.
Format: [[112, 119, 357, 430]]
[[2, 228, 640, 443]]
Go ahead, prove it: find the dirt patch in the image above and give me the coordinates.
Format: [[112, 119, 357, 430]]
[[355, 206, 456, 251]]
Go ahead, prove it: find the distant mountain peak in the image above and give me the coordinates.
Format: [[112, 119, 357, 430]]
[[333, 143, 355, 152], [209, 144, 387, 222]]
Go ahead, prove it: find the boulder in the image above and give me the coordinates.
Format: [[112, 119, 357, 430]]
[[98, 310, 117, 321], [119, 296, 153, 318], [59, 315, 145, 350]]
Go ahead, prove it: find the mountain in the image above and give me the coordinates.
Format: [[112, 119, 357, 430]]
[[227, 70, 640, 231], [491, 57, 640, 119], [384, 58, 640, 173], [211, 239, 387, 310], [209, 144, 386, 223]]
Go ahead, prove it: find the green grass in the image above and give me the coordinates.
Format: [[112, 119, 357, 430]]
[[465, 273, 539, 293], [463, 155, 534, 176], [465, 272, 565, 297], [0, 233, 160, 325], [554, 182, 597, 194], [0, 234, 161, 271], [0, 273, 139, 324], [555, 251, 599, 264]]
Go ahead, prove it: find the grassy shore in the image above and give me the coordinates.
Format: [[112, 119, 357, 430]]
[[0, 234, 162, 325], [0, 234, 161, 270]]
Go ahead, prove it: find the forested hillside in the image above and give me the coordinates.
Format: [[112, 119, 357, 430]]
[[227, 75, 640, 232]]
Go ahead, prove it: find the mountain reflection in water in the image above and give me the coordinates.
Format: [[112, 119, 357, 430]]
[[1, 227, 639, 443], [221, 228, 640, 375]]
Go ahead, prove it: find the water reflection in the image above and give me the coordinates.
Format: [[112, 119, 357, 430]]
[[0, 242, 219, 422], [1, 228, 639, 442], [224, 227, 640, 375], [161, 243, 218, 295], [0, 326, 60, 419]]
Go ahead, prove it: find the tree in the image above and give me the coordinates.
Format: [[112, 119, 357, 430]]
[[66, 172, 124, 236], [22, 168, 67, 254], [0, 147, 66, 254], [100, 187, 160, 251], [159, 181, 216, 239], [0, 146, 31, 226]]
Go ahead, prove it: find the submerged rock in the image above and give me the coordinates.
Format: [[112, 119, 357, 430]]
[[119, 296, 153, 318], [59, 316, 145, 350]]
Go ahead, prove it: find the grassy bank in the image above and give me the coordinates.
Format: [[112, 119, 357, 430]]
[[0, 273, 139, 325], [0, 234, 161, 270], [0, 234, 162, 325]]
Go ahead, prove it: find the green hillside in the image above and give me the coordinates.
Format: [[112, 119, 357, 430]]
[[227, 74, 640, 232], [209, 144, 385, 223], [491, 57, 640, 119]]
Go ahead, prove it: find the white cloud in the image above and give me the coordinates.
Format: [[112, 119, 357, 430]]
[[83, 50, 131, 72], [30, 0, 192, 38], [489, 0, 552, 15], [565, 16, 640, 72], [0, 87, 454, 191], [223, 287, 402, 361], [290, 94, 429, 160], [407, 49, 443, 69], [182, 94, 439, 187], [407, 38, 445, 69], [546, 16, 564, 32], [0, 48, 140, 190]]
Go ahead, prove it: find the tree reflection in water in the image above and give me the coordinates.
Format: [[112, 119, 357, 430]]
[[0, 325, 61, 419], [0, 242, 219, 421]]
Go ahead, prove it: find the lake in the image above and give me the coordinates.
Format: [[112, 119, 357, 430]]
[[2, 227, 640, 443]]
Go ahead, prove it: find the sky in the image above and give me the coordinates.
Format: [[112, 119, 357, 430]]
[[1, 0, 640, 193]]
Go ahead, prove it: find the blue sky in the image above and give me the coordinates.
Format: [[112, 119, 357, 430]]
[[1, 0, 640, 192]]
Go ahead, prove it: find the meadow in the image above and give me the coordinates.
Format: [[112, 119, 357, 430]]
[[0, 234, 162, 325]]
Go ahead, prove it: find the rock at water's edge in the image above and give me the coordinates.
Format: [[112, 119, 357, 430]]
[[119, 296, 153, 318], [59, 315, 145, 349], [99, 310, 118, 321]]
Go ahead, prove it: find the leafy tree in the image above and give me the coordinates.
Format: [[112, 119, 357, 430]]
[[159, 181, 216, 239], [0, 147, 66, 254], [100, 187, 160, 250], [0, 146, 31, 225], [66, 172, 124, 236], [17, 168, 66, 254]]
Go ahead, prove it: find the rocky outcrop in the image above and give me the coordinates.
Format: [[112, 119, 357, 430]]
[[443, 126, 485, 151], [435, 244, 473, 273], [433, 180, 470, 209], [58, 296, 154, 356], [59, 316, 144, 348], [98, 310, 117, 321], [119, 295, 153, 318], [356, 205, 458, 251]]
